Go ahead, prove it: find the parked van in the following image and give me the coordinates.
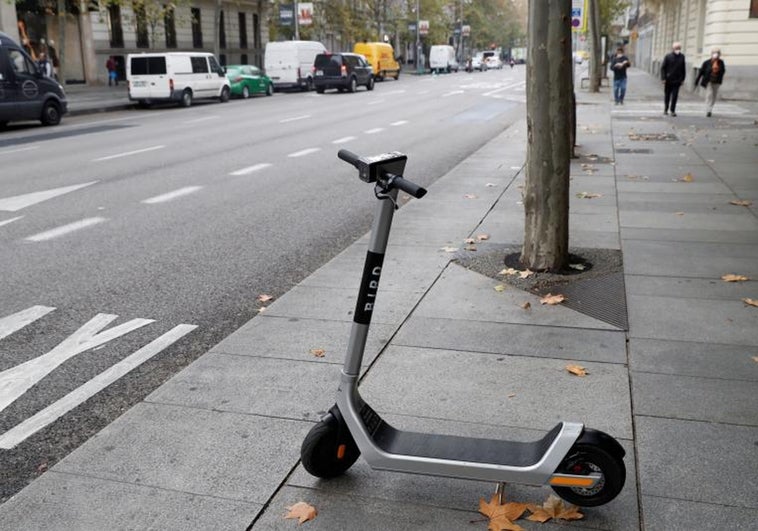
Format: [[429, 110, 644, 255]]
[[0, 31, 67, 127], [126, 52, 230, 108], [429, 45, 459, 73], [264, 40, 326, 91], [353, 42, 400, 80]]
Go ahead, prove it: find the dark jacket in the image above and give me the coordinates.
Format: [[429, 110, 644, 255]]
[[695, 58, 725, 87], [610, 54, 630, 80], [661, 52, 686, 84]]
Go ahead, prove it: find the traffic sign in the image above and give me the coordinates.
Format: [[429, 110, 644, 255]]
[[571, 0, 587, 33]]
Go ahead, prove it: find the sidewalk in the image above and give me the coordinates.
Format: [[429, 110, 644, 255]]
[[63, 84, 134, 116], [1, 69, 756, 530]]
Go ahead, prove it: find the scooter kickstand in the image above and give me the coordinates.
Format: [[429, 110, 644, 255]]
[[495, 482, 507, 504]]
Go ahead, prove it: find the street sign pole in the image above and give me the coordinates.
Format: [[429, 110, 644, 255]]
[[294, 1, 300, 40], [416, 0, 421, 73]]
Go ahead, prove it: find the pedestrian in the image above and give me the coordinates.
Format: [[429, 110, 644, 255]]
[[36, 52, 53, 77], [660, 42, 686, 116], [694, 47, 726, 117], [509, 58, 515, 69], [609, 46, 630, 105], [106, 56, 118, 86]]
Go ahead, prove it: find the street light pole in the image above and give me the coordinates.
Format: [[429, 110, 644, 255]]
[[294, 1, 300, 40], [415, 0, 421, 73]]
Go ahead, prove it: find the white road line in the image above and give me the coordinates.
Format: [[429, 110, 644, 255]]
[[483, 83, 523, 97], [141, 186, 203, 204], [390, 120, 408, 126], [0, 323, 197, 449], [382, 90, 406, 95], [280, 114, 311, 123], [288, 147, 321, 158], [364, 128, 384, 134], [92, 145, 165, 162], [0, 181, 98, 212], [442, 90, 464, 97], [183, 115, 219, 124], [0, 146, 39, 156], [0, 313, 154, 413], [332, 136, 356, 144], [0, 216, 23, 228], [229, 163, 272, 176], [0, 306, 56, 342], [368, 99, 385, 106], [25, 217, 107, 243]]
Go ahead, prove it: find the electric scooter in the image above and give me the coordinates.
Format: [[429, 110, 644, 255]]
[[300, 150, 626, 507]]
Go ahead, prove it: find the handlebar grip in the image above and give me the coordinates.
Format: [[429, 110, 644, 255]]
[[393, 176, 427, 199], [337, 149, 361, 168]]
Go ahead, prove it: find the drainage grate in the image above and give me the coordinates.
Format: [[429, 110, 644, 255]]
[[628, 132, 678, 141], [616, 148, 652, 154], [536, 272, 628, 330]]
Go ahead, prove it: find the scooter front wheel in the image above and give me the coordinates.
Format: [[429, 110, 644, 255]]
[[552, 443, 626, 507], [301, 409, 360, 478]]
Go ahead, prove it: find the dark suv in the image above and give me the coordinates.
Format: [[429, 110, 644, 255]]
[[313, 53, 374, 94]]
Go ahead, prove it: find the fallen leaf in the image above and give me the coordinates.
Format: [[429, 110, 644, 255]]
[[257, 307, 267, 313], [730, 199, 753, 207], [465, 245, 478, 251], [518, 269, 534, 279], [464, 194, 478, 199], [309, 348, 325, 358], [284, 501, 318, 524], [721, 274, 750, 282], [464, 237, 476, 244], [499, 268, 519, 276], [440, 246, 458, 253], [479, 494, 528, 531], [486, 182, 498, 187], [257, 294, 274, 303], [36, 462, 48, 474], [675, 211, 685, 216], [527, 495, 583, 523], [742, 298, 758, 307], [540, 293, 566, 305], [576, 192, 603, 199], [568, 263, 586, 271], [566, 364, 588, 377], [752, 356, 758, 363], [477, 233, 490, 242], [520, 301, 531, 310], [508, 393, 516, 398], [494, 284, 507, 292], [680, 173, 694, 182]]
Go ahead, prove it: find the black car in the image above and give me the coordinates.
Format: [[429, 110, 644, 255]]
[[313, 53, 374, 94], [0, 31, 67, 127]]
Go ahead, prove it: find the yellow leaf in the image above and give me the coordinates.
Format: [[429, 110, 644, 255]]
[[576, 192, 603, 199], [566, 364, 588, 377], [674, 212, 685, 216], [526, 495, 584, 523], [465, 245, 478, 251], [721, 274, 750, 282], [540, 293, 566, 305], [284, 501, 317, 524], [257, 294, 274, 303], [477, 233, 490, 241], [507, 393, 516, 398], [479, 494, 528, 531], [494, 285, 507, 292], [464, 238, 476, 244], [680, 173, 694, 182], [730, 199, 753, 207], [258, 307, 267, 313], [752, 356, 758, 363], [518, 269, 534, 279], [464, 194, 478, 199], [486, 182, 498, 187], [742, 298, 758, 307], [309, 348, 325, 358], [440, 246, 458, 253], [568, 263, 586, 271], [520, 302, 531, 310], [499, 268, 519, 276]]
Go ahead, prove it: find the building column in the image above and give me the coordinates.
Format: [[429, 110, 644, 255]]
[[0, 2, 20, 42], [78, 2, 98, 84]]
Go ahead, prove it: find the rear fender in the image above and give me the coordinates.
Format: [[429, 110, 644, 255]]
[[575, 428, 625, 459]]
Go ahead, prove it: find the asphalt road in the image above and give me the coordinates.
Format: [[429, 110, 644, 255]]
[[0, 67, 526, 501]]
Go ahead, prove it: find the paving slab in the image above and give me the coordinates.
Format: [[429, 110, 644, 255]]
[[622, 240, 758, 278], [617, 191, 738, 205], [54, 402, 310, 505], [621, 226, 758, 244], [616, 181, 733, 195], [619, 210, 758, 231], [635, 416, 758, 508], [625, 274, 758, 300], [0, 471, 260, 531], [568, 230, 621, 249], [641, 495, 758, 531]]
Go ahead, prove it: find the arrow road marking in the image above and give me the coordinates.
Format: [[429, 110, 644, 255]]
[[0, 313, 154, 413], [0, 182, 97, 212], [0, 306, 56, 341], [0, 323, 197, 449]]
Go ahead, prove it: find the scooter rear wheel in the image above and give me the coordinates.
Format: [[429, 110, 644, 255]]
[[552, 443, 625, 507], [301, 411, 360, 478]]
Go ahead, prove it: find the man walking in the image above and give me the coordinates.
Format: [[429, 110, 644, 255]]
[[695, 48, 726, 117], [106, 56, 118, 86], [610, 46, 630, 105], [661, 42, 686, 116]]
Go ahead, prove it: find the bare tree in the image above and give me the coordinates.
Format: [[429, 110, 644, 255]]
[[587, 0, 602, 92], [520, 0, 572, 271]]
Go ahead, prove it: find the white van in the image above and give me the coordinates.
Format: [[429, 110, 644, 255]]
[[264, 40, 326, 91], [429, 45, 459, 73], [127, 52, 231, 108]]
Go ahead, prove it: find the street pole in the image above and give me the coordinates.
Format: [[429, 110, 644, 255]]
[[415, 0, 421, 73], [294, 1, 299, 40]]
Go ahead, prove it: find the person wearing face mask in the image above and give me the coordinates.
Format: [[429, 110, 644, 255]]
[[610, 46, 631, 105], [695, 48, 726, 117], [660, 42, 686, 116]]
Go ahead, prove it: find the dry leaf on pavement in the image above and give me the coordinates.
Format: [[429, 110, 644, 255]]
[[36, 462, 48, 474], [730, 199, 753, 207], [674, 212, 685, 216], [680, 173, 694, 182], [520, 302, 531, 310], [576, 192, 603, 199], [494, 285, 507, 292], [569, 263, 586, 271], [465, 245, 478, 251], [464, 237, 476, 244], [499, 268, 519, 276], [257, 307, 267, 313], [721, 274, 750, 282], [284, 501, 318, 524], [566, 364, 589, 377], [440, 246, 458, 253], [540, 293, 566, 305], [752, 356, 758, 363], [257, 294, 274, 303], [464, 194, 478, 199], [477, 233, 490, 241], [527, 495, 583, 523], [518, 269, 534, 279], [486, 182, 498, 187], [742, 298, 758, 307], [479, 494, 528, 531], [309, 348, 325, 358]]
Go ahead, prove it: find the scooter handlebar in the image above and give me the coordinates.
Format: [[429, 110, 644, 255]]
[[390, 175, 427, 199], [337, 149, 361, 169]]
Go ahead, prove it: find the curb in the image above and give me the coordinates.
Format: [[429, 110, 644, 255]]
[[67, 103, 136, 117]]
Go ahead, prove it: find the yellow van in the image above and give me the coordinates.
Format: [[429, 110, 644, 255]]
[[353, 42, 400, 80]]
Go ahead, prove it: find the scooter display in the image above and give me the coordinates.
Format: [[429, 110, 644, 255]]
[[300, 150, 626, 507]]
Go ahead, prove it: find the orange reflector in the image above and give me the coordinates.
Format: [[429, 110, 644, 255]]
[[549, 476, 595, 487], [336, 444, 346, 460]]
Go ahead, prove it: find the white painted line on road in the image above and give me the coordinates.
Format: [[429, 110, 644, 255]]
[[0, 313, 154, 413], [382, 90, 406, 95], [332, 136, 356, 144], [0, 146, 39, 156], [183, 115, 219, 124], [0, 306, 56, 342], [368, 99, 385, 106], [0, 323, 197, 449], [442, 90, 464, 97], [141, 186, 203, 204], [364, 128, 384, 134], [280, 114, 311, 123], [390, 120, 408, 126], [93, 145, 165, 162], [483, 82, 524, 97], [288, 147, 321, 158], [24, 217, 107, 243], [229, 163, 272, 176], [0, 216, 23, 228], [0, 181, 98, 212]]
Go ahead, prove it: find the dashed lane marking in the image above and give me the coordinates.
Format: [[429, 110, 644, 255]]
[[288, 147, 321, 158], [332, 136, 356, 144], [24, 217, 107, 242], [0, 182, 98, 212], [390, 120, 408, 126], [368, 99, 385, 106], [0, 216, 23, 228], [0, 306, 56, 341], [442, 90, 464, 97], [364, 128, 384, 135], [229, 163, 272, 176], [141, 186, 203, 204], [280, 114, 312, 123], [92, 145, 165, 162], [0, 146, 39, 156], [183, 115, 220, 124]]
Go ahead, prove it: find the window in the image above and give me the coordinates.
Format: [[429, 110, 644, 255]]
[[253, 14, 260, 48], [239, 12, 247, 48], [130, 56, 167, 75], [219, 11, 226, 49], [241, 53, 248, 64], [8, 49, 34, 74], [191, 8, 203, 48], [190, 56, 209, 73], [751, 0, 758, 17], [212, 55, 224, 70], [108, 4, 124, 48], [133, 2, 149, 48], [164, 6, 177, 48]]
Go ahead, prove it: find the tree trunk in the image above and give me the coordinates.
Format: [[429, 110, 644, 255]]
[[588, 0, 601, 92], [520, 0, 572, 272], [57, 0, 66, 83]]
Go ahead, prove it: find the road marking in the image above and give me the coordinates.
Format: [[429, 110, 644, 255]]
[[0, 181, 98, 212], [280, 114, 311, 123], [0, 216, 23, 228], [483, 82, 524, 97], [382, 89, 406, 95], [183, 115, 219, 124], [442, 90, 464, 97], [229, 163, 272, 176], [0, 323, 197, 449], [141, 186, 203, 204], [368, 99, 385, 106], [0, 313, 154, 414], [364, 128, 384, 134], [93, 145, 165, 162], [0, 306, 56, 341], [288, 147, 321, 158], [332, 136, 356, 144], [0, 146, 39, 156], [390, 120, 408, 126], [24, 217, 107, 242]]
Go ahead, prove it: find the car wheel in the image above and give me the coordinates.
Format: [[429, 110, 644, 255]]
[[366, 76, 375, 91], [242, 86, 250, 99], [316, 87, 325, 94], [40, 100, 61, 126], [266, 83, 273, 96], [180, 90, 192, 108], [0, 121, 8, 129], [306, 77, 314, 91], [219, 86, 230, 103], [348, 77, 357, 93]]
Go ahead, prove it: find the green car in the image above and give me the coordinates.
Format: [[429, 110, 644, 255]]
[[226, 64, 274, 98]]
